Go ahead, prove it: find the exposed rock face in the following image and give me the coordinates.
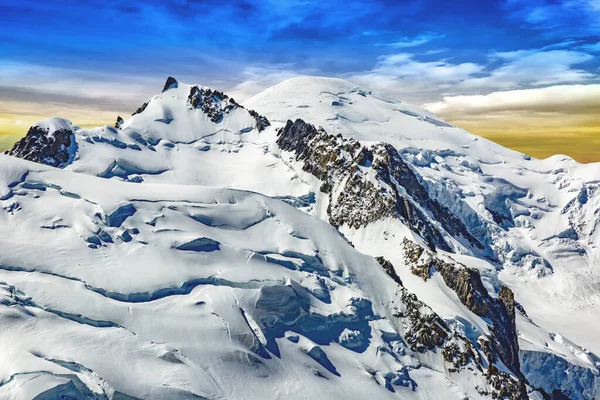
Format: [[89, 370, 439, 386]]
[[186, 85, 271, 131], [395, 288, 450, 352], [131, 101, 149, 116], [114, 116, 125, 129], [401, 238, 522, 378], [131, 77, 271, 132], [5, 124, 75, 168], [188, 86, 239, 123], [497, 286, 520, 376], [248, 109, 270, 132], [375, 256, 402, 285], [276, 118, 484, 253], [377, 255, 527, 399], [162, 76, 179, 92], [372, 143, 484, 251]]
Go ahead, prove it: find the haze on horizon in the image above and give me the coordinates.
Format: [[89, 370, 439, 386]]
[[1, 0, 599, 161]]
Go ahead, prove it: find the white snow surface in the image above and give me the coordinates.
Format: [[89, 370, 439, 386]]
[[1, 76, 599, 398], [35, 117, 73, 135]]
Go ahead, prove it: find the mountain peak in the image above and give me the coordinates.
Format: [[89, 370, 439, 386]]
[[112, 78, 272, 142], [246, 76, 369, 106], [4, 117, 76, 167], [162, 76, 179, 92], [34, 117, 73, 134], [272, 75, 364, 90], [244, 75, 455, 151]]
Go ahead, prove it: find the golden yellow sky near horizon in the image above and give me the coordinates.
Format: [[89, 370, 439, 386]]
[[1, 112, 600, 163], [0, 111, 119, 153], [453, 116, 600, 164]]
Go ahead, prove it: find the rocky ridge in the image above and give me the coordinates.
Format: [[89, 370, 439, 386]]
[[375, 255, 527, 399], [128, 77, 270, 132], [401, 238, 521, 377], [169, 76, 269, 131], [276, 118, 484, 254]]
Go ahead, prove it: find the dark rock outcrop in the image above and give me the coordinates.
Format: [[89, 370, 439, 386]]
[[396, 288, 450, 352], [375, 256, 402, 286], [5, 123, 75, 168], [497, 286, 520, 376], [401, 238, 522, 378], [186, 86, 270, 132], [378, 255, 527, 399], [162, 76, 179, 92], [115, 116, 125, 129], [131, 101, 149, 116], [133, 78, 270, 132], [373, 143, 484, 251], [188, 86, 239, 123], [276, 118, 484, 253], [248, 109, 270, 132]]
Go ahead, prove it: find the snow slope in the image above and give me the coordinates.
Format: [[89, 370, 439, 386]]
[[246, 77, 600, 397], [58, 82, 307, 197], [0, 154, 532, 399], [2, 76, 599, 398], [246, 77, 600, 353]]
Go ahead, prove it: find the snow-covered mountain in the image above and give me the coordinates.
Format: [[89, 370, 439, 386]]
[[2, 76, 599, 399]]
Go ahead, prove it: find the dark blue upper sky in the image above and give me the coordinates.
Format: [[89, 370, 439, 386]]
[[2, 0, 597, 75], [0, 0, 598, 129]]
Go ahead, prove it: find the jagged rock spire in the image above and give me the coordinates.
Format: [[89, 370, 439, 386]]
[[162, 76, 179, 92], [114, 115, 124, 129]]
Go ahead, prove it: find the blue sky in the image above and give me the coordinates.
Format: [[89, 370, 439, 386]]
[[0, 0, 599, 150]]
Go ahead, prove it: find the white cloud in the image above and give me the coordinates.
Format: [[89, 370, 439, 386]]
[[372, 53, 484, 82], [460, 50, 594, 90], [343, 45, 598, 106], [424, 84, 600, 120], [506, 0, 600, 37], [386, 33, 445, 48], [349, 53, 485, 103], [580, 41, 600, 52]]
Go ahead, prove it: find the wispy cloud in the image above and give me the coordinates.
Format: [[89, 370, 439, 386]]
[[505, 0, 600, 37], [385, 33, 445, 48], [580, 41, 600, 52], [346, 44, 598, 104], [349, 53, 484, 103], [0, 61, 166, 140], [460, 49, 595, 89]]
